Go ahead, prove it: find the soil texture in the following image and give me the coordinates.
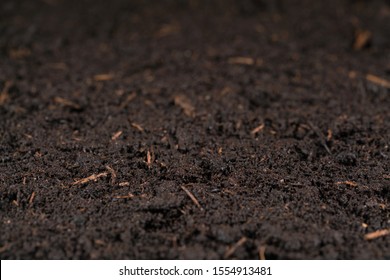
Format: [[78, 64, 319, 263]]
[[0, 0, 390, 259]]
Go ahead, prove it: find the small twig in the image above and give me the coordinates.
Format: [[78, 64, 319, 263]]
[[120, 92, 137, 109], [181, 185, 204, 211], [105, 165, 117, 185], [0, 81, 12, 105], [327, 129, 333, 141], [53, 97, 81, 110], [224, 237, 247, 258], [335, 181, 358, 187], [251, 123, 265, 135], [308, 121, 332, 155], [353, 29, 371, 50], [114, 193, 134, 199], [364, 229, 390, 240], [119, 182, 130, 187], [111, 131, 122, 141], [28, 191, 36, 205], [131, 122, 144, 132], [0, 243, 11, 253], [228, 57, 254, 65], [258, 245, 267, 260], [146, 150, 152, 169], [94, 73, 114, 81], [72, 172, 108, 186], [366, 74, 390, 89]]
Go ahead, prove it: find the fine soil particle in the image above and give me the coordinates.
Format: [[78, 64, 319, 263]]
[[0, 0, 389, 259]]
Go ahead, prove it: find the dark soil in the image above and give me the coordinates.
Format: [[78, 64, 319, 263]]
[[1, 0, 389, 259]]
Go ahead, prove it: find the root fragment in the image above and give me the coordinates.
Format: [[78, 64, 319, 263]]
[[181, 185, 204, 211], [72, 172, 108, 186], [251, 123, 265, 135], [111, 131, 122, 141], [335, 181, 358, 187], [364, 229, 390, 240], [366, 74, 390, 89], [105, 165, 117, 185], [224, 237, 247, 258]]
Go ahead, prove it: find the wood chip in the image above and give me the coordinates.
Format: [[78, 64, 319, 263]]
[[258, 245, 267, 260], [364, 229, 390, 240], [94, 73, 114, 81], [53, 97, 81, 110], [251, 123, 265, 135], [336, 181, 358, 187], [174, 95, 195, 117], [181, 185, 204, 211], [228, 57, 254, 65], [111, 131, 122, 141], [366, 74, 390, 89], [353, 29, 371, 50], [224, 237, 247, 258], [72, 172, 108, 186], [119, 182, 130, 187]]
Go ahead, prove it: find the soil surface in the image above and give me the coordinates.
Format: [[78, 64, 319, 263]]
[[1, 0, 389, 259]]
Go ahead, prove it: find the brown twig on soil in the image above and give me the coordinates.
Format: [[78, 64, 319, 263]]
[[258, 245, 267, 260], [228, 57, 255, 65], [180, 185, 204, 211], [364, 229, 390, 240], [353, 29, 371, 50], [53, 97, 81, 110], [146, 150, 152, 169], [224, 237, 248, 258], [366, 74, 390, 89], [72, 172, 108, 186], [0, 243, 11, 253], [251, 123, 265, 135], [105, 165, 117, 185], [114, 193, 134, 199], [174, 95, 195, 117], [0, 81, 12, 105], [94, 73, 114, 81], [335, 181, 358, 187], [111, 131, 122, 141], [9, 48, 31, 59], [156, 23, 180, 38], [120, 92, 137, 109], [28, 192, 36, 205], [327, 129, 333, 141], [308, 121, 332, 155], [131, 122, 144, 132], [119, 182, 130, 187]]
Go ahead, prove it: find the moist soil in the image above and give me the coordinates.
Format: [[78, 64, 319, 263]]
[[0, 0, 389, 259]]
